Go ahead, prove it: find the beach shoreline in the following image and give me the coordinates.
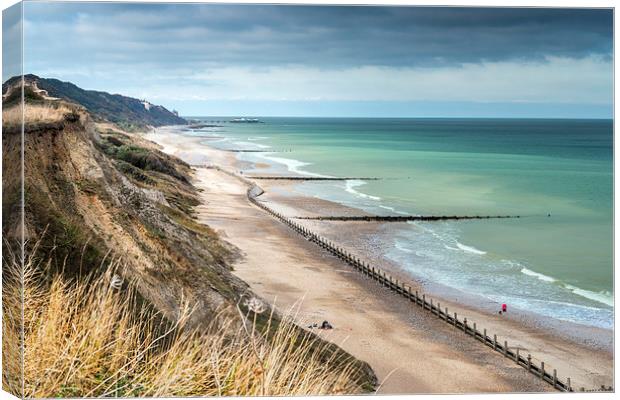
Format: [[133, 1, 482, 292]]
[[257, 179, 614, 352], [145, 126, 613, 393]]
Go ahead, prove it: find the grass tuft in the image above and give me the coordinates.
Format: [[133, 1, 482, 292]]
[[2, 242, 369, 397], [3, 103, 74, 127]]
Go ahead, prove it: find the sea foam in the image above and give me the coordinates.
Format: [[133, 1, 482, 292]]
[[345, 180, 381, 201], [259, 154, 330, 177], [233, 141, 270, 149], [379, 204, 409, 215], [564, 284, 614, 307], [520, 268, 613, 307], [521, 267, 557, 282], [455, 241, 487, 255]]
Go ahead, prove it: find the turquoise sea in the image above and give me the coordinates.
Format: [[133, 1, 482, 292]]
[[187, 117, 613, 329]]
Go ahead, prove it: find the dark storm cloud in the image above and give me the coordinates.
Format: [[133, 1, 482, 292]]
[[16, 3, 612, 117], [23, 3, 612, 70]]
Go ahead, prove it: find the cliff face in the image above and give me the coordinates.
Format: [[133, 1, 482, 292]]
[[3, 75, 187, 131], [1, 78, 376, 390], [3, 85, 243, 327]]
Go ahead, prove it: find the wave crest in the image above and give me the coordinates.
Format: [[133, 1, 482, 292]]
[[455, 241, 487, 255], [345, 180, 381, 201]]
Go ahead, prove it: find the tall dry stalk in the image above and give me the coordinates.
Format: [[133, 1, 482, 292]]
[[2, 103, 72, 127], [2, 242, 24, 397], [2, 243, 368, 397]]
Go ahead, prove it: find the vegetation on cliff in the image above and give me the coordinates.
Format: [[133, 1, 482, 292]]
[[2, 75, 187, 131], [2, 243, 369, 397], [1, 77, 376, 396]]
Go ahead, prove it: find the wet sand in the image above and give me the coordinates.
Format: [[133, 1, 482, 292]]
[[146, 127, 613, 393]]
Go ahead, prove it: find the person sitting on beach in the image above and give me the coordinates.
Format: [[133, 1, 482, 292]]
[[319, 320, 333, 330]]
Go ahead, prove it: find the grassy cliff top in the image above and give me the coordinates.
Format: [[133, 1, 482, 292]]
[[3, 74, 187, 131], [1, 79, 377, 396]]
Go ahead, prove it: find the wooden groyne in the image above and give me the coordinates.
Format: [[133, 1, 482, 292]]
[[577, 386, 614, 392], [242, 184, 575, 393], [197, 163, 607, 392], [294, 215, 520, 222], [187, 123, 223, 129], [246, 176, 381, 181]]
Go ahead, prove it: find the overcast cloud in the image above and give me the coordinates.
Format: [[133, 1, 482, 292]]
[[7, 3, 614, 117]]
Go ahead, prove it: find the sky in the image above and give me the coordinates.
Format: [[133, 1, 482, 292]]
[[3, 2, 614, 118]]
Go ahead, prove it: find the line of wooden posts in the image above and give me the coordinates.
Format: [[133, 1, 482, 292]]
[[245, 185, 574, 393], [195, 164, 578, 392]]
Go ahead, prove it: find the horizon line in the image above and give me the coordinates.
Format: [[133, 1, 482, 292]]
[[182, 115, 614, 120]]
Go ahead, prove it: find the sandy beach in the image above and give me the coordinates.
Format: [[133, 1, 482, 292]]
[[146, 127, 613, 393]]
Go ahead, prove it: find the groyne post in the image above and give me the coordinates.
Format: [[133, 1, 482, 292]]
[[242, 169, 573, 393]]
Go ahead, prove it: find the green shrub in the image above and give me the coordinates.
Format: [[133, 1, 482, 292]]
[[108, 144, 187, 183], [115, 160, 155, 185]]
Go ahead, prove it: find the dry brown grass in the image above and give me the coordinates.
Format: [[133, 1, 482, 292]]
[[2, 244, 23, 397], [2, 103, 73, 127], [2, 243, 368, 398]]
